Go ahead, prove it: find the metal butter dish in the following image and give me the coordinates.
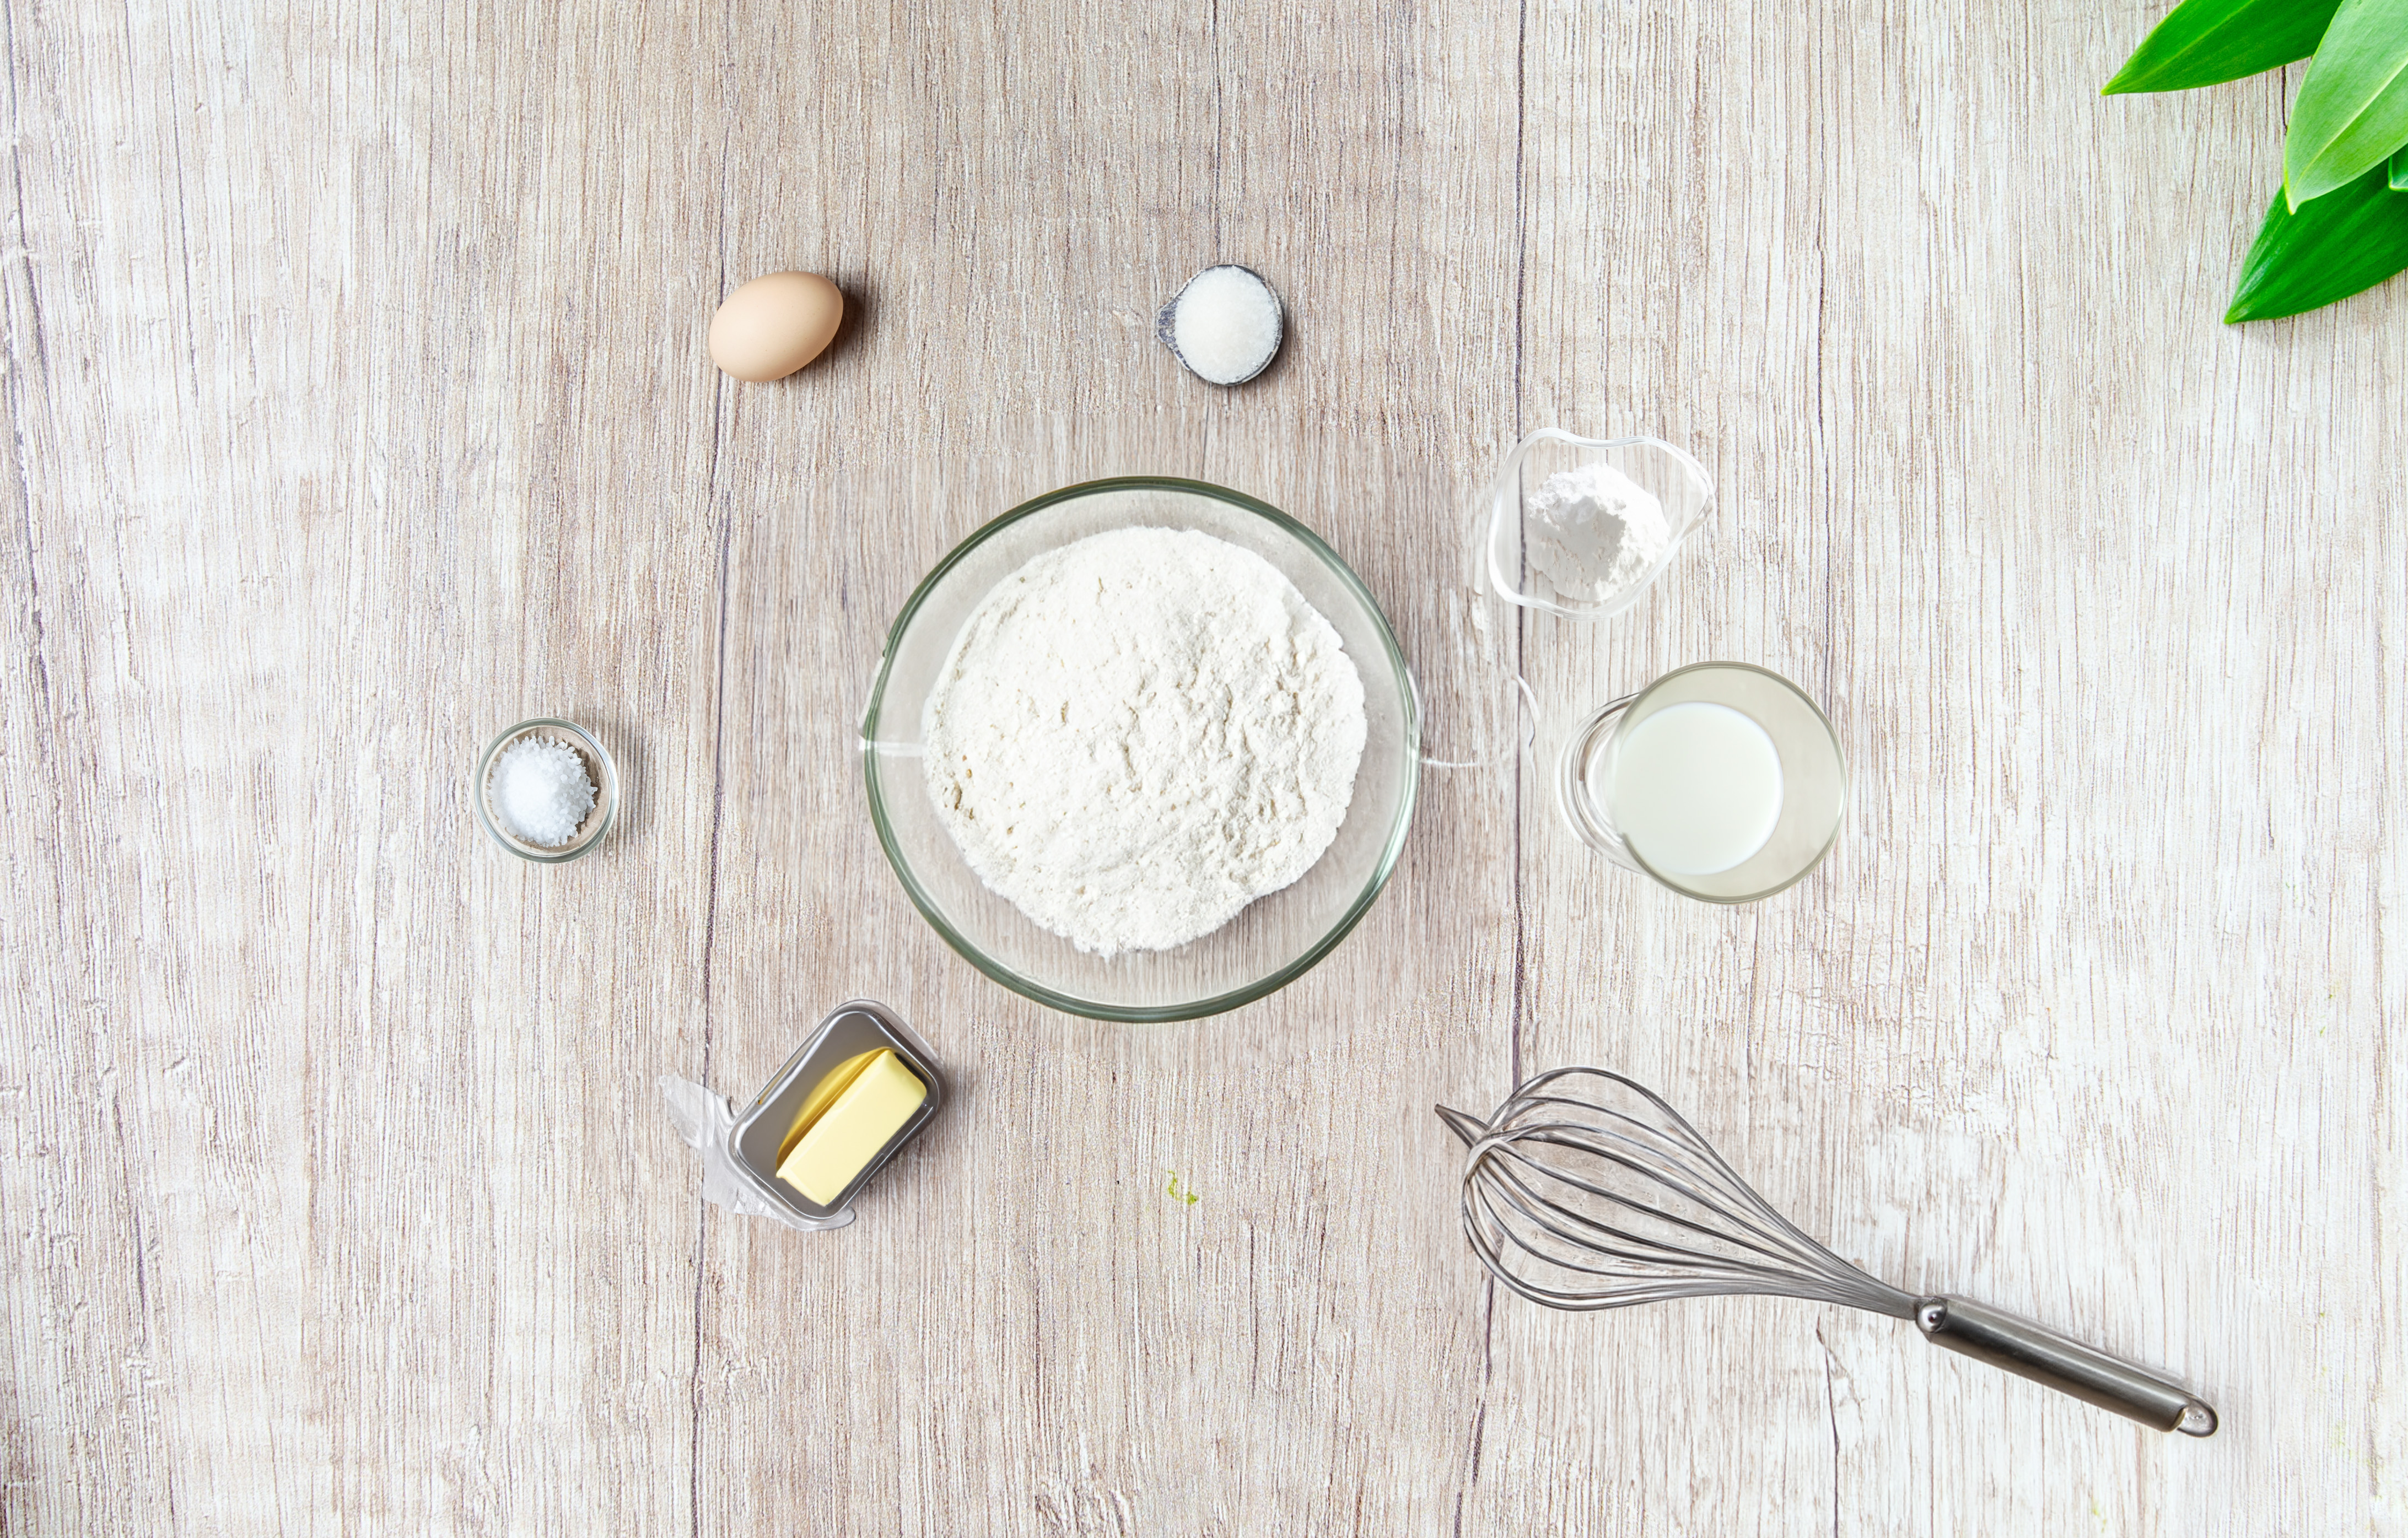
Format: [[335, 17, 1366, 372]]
[[728, 1000, 946, 1223]]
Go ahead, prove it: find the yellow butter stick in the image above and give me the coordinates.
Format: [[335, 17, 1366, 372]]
[[775, 1049, 927, 1205], [777, 1050, 881, 1164]]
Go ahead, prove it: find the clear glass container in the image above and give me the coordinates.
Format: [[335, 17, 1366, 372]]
[[861, 477, 1421, 1022], [1560, 662, 1846, 904], [473, 717, 619, 864], [1481, 429, 1715, 620]]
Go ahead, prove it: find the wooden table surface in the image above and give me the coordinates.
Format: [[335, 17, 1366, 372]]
[[6, 0, 2402, 1531]]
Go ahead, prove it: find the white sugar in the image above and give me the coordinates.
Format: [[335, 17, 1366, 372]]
[[489, 735, 596, 847], [1165, 266, 1283, 385]]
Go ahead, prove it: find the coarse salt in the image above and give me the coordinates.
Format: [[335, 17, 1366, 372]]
[[489, 735, 596, 847]]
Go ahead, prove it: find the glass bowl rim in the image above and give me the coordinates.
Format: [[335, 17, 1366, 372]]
[[472, 716, 619, 865], [860, 474, 1423, 1022], [1483, 427, 1717, 622]]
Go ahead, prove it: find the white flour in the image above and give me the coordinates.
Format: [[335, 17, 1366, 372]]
[[923, 527, 1367, 957], [1524, 462, 1669, 603]]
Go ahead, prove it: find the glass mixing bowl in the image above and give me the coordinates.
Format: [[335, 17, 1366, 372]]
[[862, 477, 1420, 1022]]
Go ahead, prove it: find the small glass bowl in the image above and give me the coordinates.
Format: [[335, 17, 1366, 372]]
[[1560, 662, 1845, 904], [473, 717, 619, 864], [1481, 429, 1715, 620]]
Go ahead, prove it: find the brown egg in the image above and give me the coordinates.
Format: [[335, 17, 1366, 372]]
[[708, 272, 845, 381]]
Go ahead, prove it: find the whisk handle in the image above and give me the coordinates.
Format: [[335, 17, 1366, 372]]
[[1915, 1296, 2218, 1437]]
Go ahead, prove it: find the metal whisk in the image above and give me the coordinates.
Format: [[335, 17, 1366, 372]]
[[1436, 1067, 2217, 1437]]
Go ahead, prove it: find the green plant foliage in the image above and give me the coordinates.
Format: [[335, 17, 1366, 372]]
[[2103, 0, 2342, 94], [2284, 0, 2408, 204], [2228, 160, 2408, 320], [2394, 144, 2408, 187]]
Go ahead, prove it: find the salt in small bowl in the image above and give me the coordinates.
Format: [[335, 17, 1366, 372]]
[[474, 716, 619, 865]]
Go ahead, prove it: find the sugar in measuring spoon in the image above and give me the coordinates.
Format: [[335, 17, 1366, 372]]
[[1157, 266, 1284, 385]]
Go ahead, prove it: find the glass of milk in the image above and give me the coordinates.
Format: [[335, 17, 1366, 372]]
[[1560, 662, 1846, 903]]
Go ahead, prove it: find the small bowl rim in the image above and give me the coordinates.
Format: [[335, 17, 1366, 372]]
[[861, 474, 1421, 1022], [473, 716, 619, 865], [1561, 660, 1847, 904], [1483, 427, 1716, 622]]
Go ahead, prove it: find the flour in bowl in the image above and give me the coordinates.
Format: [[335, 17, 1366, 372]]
[[923, 527, 1368, 957]]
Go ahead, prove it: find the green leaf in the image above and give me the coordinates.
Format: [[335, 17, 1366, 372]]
[[2284, 0, 2408, 205], [2228, 161, 2408, 320], [2103, 0, 2342, 93], [2394, 144, 2408, 187]]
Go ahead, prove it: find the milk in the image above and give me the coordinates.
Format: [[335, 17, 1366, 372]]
[[1593, 701, 1785, 876]]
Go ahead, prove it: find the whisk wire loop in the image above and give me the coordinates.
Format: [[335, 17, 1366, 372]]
[[1450, 1068, 1919, 1319], [1484, 1120, 1834, 1270], [1502, 1079, 1894, 1277], [1468, 1143, 1827, 1295], [1438, 1064, 2221, 1437], [1469, 1131, 1849, 1293], [1465, 1179, 1905, 1313]]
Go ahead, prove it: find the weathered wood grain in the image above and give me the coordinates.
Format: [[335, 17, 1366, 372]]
[[2, 0, 2399, 1531]]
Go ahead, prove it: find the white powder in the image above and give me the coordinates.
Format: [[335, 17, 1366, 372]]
[[923, 527, 1367, 957], [489, 736, 596, 846], [1524, 462, 1671, 603], [1163, 266, 1284, 385]]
